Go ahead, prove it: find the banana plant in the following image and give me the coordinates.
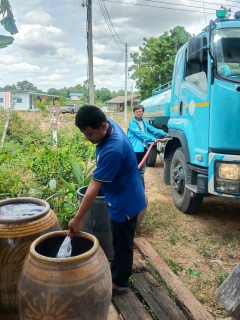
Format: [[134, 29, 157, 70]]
[[0, 0, 18, 49], [46, 161, 95, 229], [59, 160, 95, 196]]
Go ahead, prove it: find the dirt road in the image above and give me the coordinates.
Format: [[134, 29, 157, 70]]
[[142, 156, 240, 319]]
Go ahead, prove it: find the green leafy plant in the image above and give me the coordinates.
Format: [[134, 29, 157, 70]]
[[216, 272, 229, 287], [59, 159, 95, 196], [47, 160, 95, 229]]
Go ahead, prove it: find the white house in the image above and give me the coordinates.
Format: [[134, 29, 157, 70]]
[[0, 90, 59, 110], [105, 95, 140, 111], [68, 92, 83, 101], [0, 90, 34, 110]]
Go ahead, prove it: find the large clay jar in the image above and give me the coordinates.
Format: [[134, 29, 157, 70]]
[[0, 197, 61, 312], [17, 231, 112, 320]]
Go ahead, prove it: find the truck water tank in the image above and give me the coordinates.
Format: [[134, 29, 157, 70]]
[[141, 89, 171, 129]]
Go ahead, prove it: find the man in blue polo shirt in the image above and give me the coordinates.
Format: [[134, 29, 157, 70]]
[[68, 105, 146, 296]]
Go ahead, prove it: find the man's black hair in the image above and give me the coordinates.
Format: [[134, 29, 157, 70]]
[[133, 104, 145, 112], [75, 105, 107, 129]]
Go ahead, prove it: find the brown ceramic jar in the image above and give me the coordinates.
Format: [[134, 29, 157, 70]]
[[0, 197, 61, 312], [17, 231, 112, 320]]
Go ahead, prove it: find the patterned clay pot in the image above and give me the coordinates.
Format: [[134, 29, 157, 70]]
[[0, 197, 61, 312], [17, 231, 112, 320]]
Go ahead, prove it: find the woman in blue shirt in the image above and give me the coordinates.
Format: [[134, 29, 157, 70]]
[[127, 104, 168, 188]]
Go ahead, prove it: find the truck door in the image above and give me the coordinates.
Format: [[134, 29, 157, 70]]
[[169, 36, 210, 168]]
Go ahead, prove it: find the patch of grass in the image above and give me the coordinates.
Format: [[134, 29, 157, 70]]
[[169, 227, 179, 245], [186, 273, 212, 301], [143, 203, 178, 230], [128, 277, 158, 319], [196, 241, 213, 258], [226, 232, 238, 249], [128, 277, 138, 294], [216, 271, 229, 287], [164, 258, 184, 274], [146, 260, 177, 301]]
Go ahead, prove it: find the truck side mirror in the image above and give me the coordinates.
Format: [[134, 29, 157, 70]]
[[187, 37, 203, 65]]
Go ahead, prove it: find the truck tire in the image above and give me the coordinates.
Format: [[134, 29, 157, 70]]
[[146, 146, 157, 167], [170, 147, 203, 213], [71, 109, 74, 114]]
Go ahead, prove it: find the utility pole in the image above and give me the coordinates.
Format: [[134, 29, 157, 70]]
[[87, 0, 94, 105], [124, 43, 128, 123]]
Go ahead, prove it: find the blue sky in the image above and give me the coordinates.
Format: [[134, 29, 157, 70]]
[[0, 0, 234, 92]]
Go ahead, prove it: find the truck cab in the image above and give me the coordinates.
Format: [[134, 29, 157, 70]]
[[142, 10, 240, 213]]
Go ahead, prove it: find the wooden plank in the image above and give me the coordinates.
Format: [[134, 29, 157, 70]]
[[134, 237, 214, 320], [132, 272, 186, 320], [133, 249, 149, 273], [108, 303, 123, 320], [112, 289, 152, 320], [215, 262, 240, 319]]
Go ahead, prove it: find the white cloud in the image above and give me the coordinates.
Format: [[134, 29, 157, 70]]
[[0, 0, 225, 92], [24, 8, 54, 26], [2, 62, 49, 73], [15, 24, 66, 55], [36, 73, 70, 88]]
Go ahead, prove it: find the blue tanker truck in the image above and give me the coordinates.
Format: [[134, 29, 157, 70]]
[[141, 10, 240, 213]]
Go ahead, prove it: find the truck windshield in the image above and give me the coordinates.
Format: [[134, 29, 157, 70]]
[[214, 28, 240, 83]]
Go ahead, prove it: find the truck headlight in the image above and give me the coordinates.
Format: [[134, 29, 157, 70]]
[[218, 163, 239, 180], [215, 161, 240, 195]]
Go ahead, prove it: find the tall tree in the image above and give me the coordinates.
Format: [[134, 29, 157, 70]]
[[95, 88, 112, 103], [3, 84, 16, 90], [111, 89, 131, 98], [47, 88, 59, 96], [16, 80, 38, 91], [129, 26, 191, 99]]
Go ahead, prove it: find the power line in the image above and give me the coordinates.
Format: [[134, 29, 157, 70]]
[[141, 0, 221, 12], [188, 0, 240, 5], [97, 52, 125, 82], [98, 0, 125, 51], [155, 0, 240, 9], [104, 0, 239, 14], [105, 0, 212, 13], [93, 4, 123, 51]]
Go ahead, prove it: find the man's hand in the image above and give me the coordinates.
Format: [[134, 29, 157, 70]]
[[68, 216, 84, 233]]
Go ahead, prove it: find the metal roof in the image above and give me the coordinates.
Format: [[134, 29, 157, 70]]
[[105, 95, 139, 104], [0, 90, 59, 97]]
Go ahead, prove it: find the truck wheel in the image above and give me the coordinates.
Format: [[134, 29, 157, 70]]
[[71, 109, 74, 114], [146, 146, 157, 167], [170, 147, 203, 213]]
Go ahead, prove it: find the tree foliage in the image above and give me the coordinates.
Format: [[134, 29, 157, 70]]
[[0, 0, 17, 48], [16, 80, 39, 91], [111, 89, 132, 98], [0, 78, 137, 104], [129, 26, 191, 99], [95, 87, 112, 103]]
